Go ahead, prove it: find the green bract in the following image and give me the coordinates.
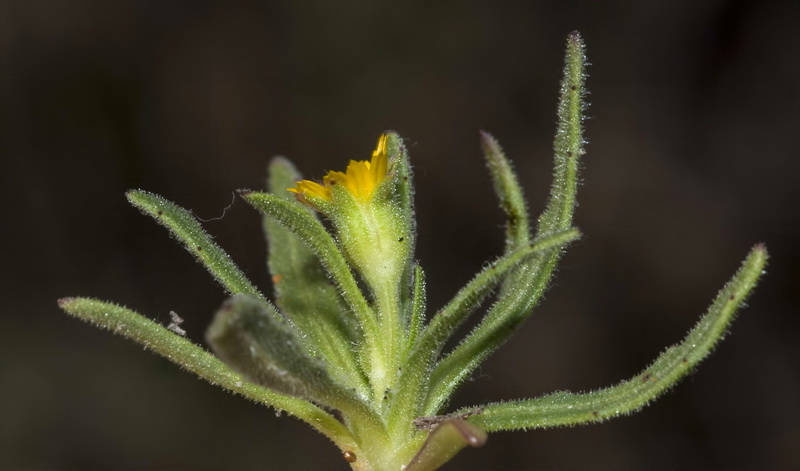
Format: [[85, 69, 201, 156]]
[[59, 32, 767, 471]]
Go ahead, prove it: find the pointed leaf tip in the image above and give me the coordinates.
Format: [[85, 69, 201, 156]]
[[57, 297, 73, 308], [479, 130, 501, 155], [269, 155, 293, 166]]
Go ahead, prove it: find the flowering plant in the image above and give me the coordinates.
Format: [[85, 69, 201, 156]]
[[59, 33, 766, 471]]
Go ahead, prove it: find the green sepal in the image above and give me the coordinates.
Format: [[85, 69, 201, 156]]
[[327, 181, 410, 297], [264, 157, 369, 397], [404, 419, 487, 471], [126, 190, 266, 302], [385, 132, 415, 232], [207, 294, 377, 420], [385, 131, 417, 309], [461, 244, 768, 432], [57, 297, 356, 449], [384, 132, 418, 366], [325, 174, 413, 397]]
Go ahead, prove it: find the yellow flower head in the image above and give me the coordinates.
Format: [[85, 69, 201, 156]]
[[289, 134, 389, 202]]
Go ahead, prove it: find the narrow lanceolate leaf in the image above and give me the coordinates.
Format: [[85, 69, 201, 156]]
[[537, 30, 586, 237], [423, 32, 588, 415], [57, 297, 355, 449], [461, 244, 768, 432], [126, 190, 265, 302], [481, 130, 534, 302], [388, 228, 580, 440], [482, 130, 530, 253], [404, 419, 487, 471], [263, 157, 368, 397], [242, 191, 386, 398], [207, 294, 379, 424], [386, 132, 415, 239], [242, 192, 376, 335], [385, 132, 417, 312]]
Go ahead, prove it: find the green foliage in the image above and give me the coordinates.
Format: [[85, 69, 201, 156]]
[[242, 191, 375, 329], [465, 244, 767, 431], [262, 157, 368, 395], [57, 297, 357, 449], [208, 294, 352, 410], [126, 190, 266, 302], [422, 33, 587, 416], [59, 32, 767, 471]]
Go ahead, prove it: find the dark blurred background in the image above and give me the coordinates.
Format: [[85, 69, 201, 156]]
[[1, 1, 798, 470]]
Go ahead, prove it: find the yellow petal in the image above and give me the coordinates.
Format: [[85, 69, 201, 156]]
[[288, 180, 331, 200], [287, 134, 389, 203]]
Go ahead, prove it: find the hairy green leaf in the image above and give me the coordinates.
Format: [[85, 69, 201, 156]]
[[242, 191, 378, 339], [57, 297, 355, 448], [126, 190, 265, 302], [263, 157, 368, 396], [423, 33, 588, 415], [463, 244, 768, 432]]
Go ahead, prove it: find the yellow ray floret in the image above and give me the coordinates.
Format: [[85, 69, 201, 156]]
[[289, 134, 389, 202]]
